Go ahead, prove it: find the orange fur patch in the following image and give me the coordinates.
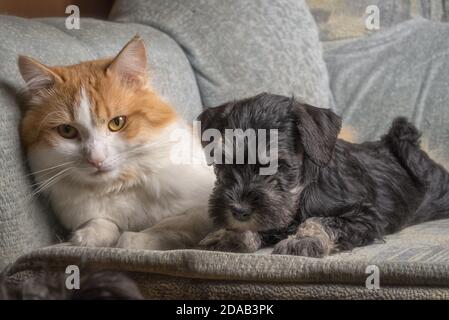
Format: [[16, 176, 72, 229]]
[[20, 58, 178, 149]]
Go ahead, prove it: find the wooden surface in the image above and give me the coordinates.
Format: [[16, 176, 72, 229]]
[[0, 0, 114, 18]]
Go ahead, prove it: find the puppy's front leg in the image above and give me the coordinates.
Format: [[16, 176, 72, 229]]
[[70, 218, 120, 247], [198, 229, 262, 253], [273, 203, 384, 257]]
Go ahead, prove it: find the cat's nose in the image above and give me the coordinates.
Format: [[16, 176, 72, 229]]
[[87, 157, 104, 169]]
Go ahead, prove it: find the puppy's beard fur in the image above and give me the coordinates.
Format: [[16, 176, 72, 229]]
[[225, 212, 259, 232], [224, 207, 297, 232]]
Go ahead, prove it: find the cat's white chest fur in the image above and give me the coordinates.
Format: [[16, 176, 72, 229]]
[[30, 120, 216, 248], [20, 36, 216, 250], [49, 161, 214, 232]]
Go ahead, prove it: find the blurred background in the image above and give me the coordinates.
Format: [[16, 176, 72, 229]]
[[0, 0, 114, 18]]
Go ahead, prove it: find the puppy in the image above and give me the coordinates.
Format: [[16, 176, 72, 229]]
[[196, 93, 449, 257]]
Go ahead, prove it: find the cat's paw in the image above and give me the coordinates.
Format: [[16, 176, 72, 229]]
[[116, 231, 155, 250], [69, 226, 118, 247], [197, 229, 261, 253], [69, 228, 102, 247], [272, 236, 326, 258]]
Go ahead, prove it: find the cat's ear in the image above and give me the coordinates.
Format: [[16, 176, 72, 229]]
[[107, 35, 147, 87], [18, 55, 62, 92]]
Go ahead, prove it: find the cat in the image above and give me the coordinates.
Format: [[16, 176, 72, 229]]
[[18, 36, 215, 249]]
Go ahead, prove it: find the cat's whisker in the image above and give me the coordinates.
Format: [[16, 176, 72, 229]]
[[29, 173, 70, 200], [105, 148, 157, 166], [31, 168, 71, 195], [29, 169, 73, 187], [26, 161, 75, 177], [28, 167, 73, 199], [31, 171, 72, 200], [102, 145, 152, 165]]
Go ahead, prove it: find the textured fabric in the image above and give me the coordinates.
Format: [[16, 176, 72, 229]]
[[110, 0, 334, 108], [307, 0, 447, 41], [7, 218, 449, 298], [0, 15, 202, 269], [7, 270, 449, 299], [129, 275, 449, 299], [324, 18, 449, 168]]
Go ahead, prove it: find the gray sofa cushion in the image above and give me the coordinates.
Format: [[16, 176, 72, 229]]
[[0, 15, 202, 269], [324, 18, 449, 167], [306, 0, 448, 41], [110, 0, 334, 108], [8, 218, 449, 299]]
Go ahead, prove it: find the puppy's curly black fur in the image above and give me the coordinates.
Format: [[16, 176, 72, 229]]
[[197, 93, 449, 257]]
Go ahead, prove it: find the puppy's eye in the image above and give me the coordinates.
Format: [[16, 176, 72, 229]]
[[251, 192, 261, 202], [57, 124, 78, 139], [108, 116, 127, 132]]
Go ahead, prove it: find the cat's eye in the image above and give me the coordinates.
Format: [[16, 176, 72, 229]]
[[57, 124, 78, 139], [108, 116, 127, 132]]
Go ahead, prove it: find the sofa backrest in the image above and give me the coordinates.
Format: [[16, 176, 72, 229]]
[[323, 18, 449, 168], [110, 0, 334, 109], [306, 0, 448, 41]]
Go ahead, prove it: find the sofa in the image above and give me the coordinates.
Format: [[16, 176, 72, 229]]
[[2, 0, 449, 299]]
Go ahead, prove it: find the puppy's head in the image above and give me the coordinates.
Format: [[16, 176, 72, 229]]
[[198, 93, 341, 232]]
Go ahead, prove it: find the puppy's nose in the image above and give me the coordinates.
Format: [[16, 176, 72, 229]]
[[231, 206, 251, 221]]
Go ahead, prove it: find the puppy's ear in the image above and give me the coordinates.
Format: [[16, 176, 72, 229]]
[[293, 102, 341, 167], [197, 103, 232, 148]]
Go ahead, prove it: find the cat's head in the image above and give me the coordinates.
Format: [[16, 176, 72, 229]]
[[19, 36, 178, 187]]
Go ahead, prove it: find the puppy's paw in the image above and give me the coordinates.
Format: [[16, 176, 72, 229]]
[[197, 229, 261, 253], [272, 236, 327, 258]]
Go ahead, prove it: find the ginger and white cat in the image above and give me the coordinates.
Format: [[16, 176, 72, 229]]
[[18, 36, 215, 249]]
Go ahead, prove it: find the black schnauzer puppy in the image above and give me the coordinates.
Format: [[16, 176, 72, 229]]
[[197, 93, 449, 257]]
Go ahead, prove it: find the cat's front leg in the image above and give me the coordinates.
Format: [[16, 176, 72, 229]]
[[197, 229, 262, 253], [69, 218, 120, 247], [116, 206, 213, 250]]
